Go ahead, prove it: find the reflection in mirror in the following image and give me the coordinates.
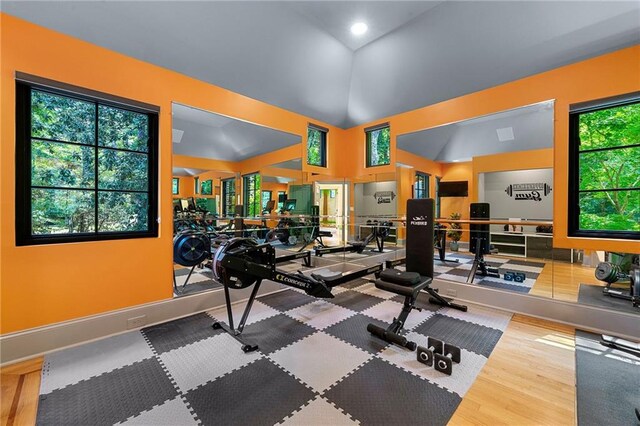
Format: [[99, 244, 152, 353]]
[[171, 102, 303, 297], [397, 101, 556, 298]]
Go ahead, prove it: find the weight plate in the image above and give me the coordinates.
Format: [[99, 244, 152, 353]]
[[173, 232, 210, 266]]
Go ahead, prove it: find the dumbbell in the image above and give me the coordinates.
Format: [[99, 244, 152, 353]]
[[434, 343, 461, 375], [417, 337, 444, 366], [504, 271, 526, 283]]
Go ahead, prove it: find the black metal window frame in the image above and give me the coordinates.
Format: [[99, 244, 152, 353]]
[[307, 124, 328, 167], [435, 176, 442, 218], [194, 176, 199, 194], [365, 123, 391, 168], [222, 178, 236, 217], [414, 172, 430, 199], [172, 178, 179, 195], [15, 80, 159, 246], [261, 190, 272, 208], [568, 97, 640, 240], [242, 172, 261, 217]]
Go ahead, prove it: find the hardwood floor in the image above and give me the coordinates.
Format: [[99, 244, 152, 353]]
[[1, 357, 43, 426], [0, 315, 577, 426], [530, 260, 600, 302], [449, 315, 576, 425]]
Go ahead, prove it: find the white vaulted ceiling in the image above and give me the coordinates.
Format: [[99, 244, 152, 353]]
[[3, 1, 639, 128]]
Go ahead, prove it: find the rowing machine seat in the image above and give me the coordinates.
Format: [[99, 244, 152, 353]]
[[311, 269, 343, 283]]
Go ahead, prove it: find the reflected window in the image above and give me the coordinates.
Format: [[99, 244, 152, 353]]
[[569, 98, 640, 239], [435, 176, 442, 218], [277, 191, 286, 210], [261, 190, 272, 209], [194, 177, 199, 194], [222, 178, 235, 217], [243, 173, 261, 217], [415, 172, 429, 199], [17, 82, 158, 245], [172, 178, 179, 195], [366, 125, 390, 167], [307, 125, 327, 167]]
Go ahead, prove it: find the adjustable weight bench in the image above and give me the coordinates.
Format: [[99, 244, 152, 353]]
[[367, 199, 467, 351]]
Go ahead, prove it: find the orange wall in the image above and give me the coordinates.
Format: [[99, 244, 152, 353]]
[[1, 13, 638, 334], [0, 14, 339, 333], [352, 45, 639, 252], [173, 176, 195, 199]]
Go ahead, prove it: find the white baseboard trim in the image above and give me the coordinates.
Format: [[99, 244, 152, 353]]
[[433, 279, 640, 340], [0, 281, 284, 366]]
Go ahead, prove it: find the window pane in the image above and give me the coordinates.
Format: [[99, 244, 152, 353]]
[[98, 105, 149, 152], [368, 127, 390, 166], [98, 149, 148, 191], [307, 128, 324, 166], [172, 178, 179, 195], [578, 102, 640, 150], [32, 189, 95, 235], [98, 191, 149, 232], [579, 146, 640, 191], [32, 140, 95, 188], [579, 190, 640, 232], [31, 90, 95, 144]]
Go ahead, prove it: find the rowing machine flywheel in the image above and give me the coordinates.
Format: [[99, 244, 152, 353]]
[[173, 231, 211, 267], [212, 238, 261, 289]]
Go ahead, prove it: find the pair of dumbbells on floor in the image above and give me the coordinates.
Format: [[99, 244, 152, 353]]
[[504, 271, 526, 283], [416, 337, 461, 375]]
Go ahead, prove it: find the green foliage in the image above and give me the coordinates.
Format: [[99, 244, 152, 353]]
[[367, 127, 390, 166], [577, 102, 640, 232], [201, 179, 213, 195], [446, 212, 462, 242], [307, 128, 325, 166], [29, 89, 150, 235], [244, 174, 261, 217]]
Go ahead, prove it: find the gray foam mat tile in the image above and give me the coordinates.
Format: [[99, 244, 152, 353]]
[[257, 289, 318, 312], [240, 314, 317, 354], [142, 313, 222, 355], [413, 313, 504, 357], [476, 280, 532, 293], [36, 358, 178, 426], [184, 358, 316, 426], [324, 314, 391, 354], [323, 357, 461, 426], [326, 289, 385, 312], [117, 396, 198, 425], [40, 331, 155, 395]]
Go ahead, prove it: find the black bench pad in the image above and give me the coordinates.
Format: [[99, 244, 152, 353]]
[[374, 277, 432, 297], [379, 269, 421, 286]]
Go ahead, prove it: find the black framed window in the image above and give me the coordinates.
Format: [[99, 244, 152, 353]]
[[261, 190, 272, 209], [243, 173, 261, 217], [277, 191, 286, 210], [172, 178, 179, 195], [435, 176, 442, 218], [366, 124, 390, 167], [222, 178, 235, 217], [414, 172, 430, 199], [16, 81, 158, 245], [307, 125, 327, 167], [569, 97, 640, 239], [194, 176, 199, 194]]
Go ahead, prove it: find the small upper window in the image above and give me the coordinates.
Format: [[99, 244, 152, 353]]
[[415, 173, 430, 199], [569, 98, 640, 239], [172, 178, 179, 195], [307, 125, 327, 167], [366, 125, 390, 167], [16, 80, 158, 245]]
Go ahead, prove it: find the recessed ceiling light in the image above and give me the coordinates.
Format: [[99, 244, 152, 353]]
[[496, 127, 515, 142], [350, 22, 368, 36]]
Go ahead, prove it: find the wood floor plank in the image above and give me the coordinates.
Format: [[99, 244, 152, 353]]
[[11, 371, 41, 426], [449, 317, 576, 426]]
